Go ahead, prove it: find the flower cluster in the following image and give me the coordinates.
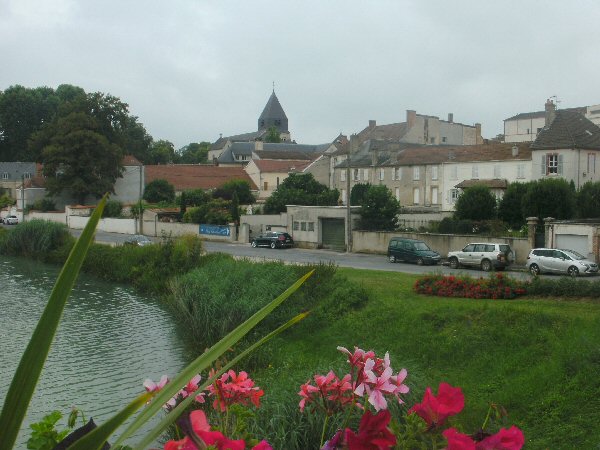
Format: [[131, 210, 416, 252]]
[[414, 273, 527, 299], [299, 346, 409, 415], [206, 369, 264, 412]]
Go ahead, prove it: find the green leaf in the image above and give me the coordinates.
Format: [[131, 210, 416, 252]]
[[112, 272, 313, 447], [132, 312, 309, 450], [0, 194, 108, 450]]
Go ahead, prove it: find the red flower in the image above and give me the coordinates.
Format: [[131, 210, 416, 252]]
[[408, 382, 464, 427], [345, 410, 396, 450], [443, 428, 476, 450], [476, 426, 524, 450]]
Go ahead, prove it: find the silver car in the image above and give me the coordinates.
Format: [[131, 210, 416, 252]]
[[526, 248, 598, 277], [447, 243, 514, 272]]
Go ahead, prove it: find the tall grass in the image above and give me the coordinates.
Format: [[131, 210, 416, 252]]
[[0, 219, 73, 258]]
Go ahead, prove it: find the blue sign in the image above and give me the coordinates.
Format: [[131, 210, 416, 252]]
[[199, 224, 231, 236]]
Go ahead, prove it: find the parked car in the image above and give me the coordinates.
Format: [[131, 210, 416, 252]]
[[387, 237, 441, 265], [4, 215, 19, 225], [447, 243, 514, 271], [124, 235, 153, 246], [251, 231, 294, 249], [526, 248, 599, 277]]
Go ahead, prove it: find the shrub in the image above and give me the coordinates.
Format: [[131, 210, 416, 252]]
[[183, 199, 232, 224], [102, 200, 123, 218], [414, 273, 527, 299], [143, 178, 175, 203], [525, 276, 600, 299], [30, 197, 57, 212], [455, 185, 497, 221], [0, 219, 72, 258]]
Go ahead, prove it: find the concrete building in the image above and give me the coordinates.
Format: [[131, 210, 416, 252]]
[[0, 162, 37, 199]]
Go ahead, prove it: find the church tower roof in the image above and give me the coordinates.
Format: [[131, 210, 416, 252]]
[[258, 90, 288, 132]]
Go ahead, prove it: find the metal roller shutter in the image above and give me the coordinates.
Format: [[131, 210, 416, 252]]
[[321, 218, 346, 251]]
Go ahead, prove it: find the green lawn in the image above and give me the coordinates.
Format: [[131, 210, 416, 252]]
[[252, 268, 600, 449]]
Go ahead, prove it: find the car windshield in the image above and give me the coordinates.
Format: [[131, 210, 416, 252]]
[[414, 242, 430, 251], [562, 249, 585, 260]]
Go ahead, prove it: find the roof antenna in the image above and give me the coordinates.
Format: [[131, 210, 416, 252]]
[[272, 81, 275, 93], [550, 95, 561, 109]]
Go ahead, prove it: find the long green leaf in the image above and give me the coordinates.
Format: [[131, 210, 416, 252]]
[[112, 270, 314, 447], [66, 392, 153, 450], [133, 312, 309, 450], [0, 194, 107, 450]]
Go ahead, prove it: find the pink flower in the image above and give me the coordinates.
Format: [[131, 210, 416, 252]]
[[345, 409, 396, 450], [251, 441, 273, 450], [362, 361, 396, 411], [298, 380, 320, 412], [476, 426, 525, 450], [207, 370, 264, 412], [338, 346, 376, 370], [143, 375, 169, 393], [408, 382, 464, 427], [443, 428, 476, 450]]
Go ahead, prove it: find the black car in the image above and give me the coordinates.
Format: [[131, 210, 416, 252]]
[[251, 231, 294, 249]]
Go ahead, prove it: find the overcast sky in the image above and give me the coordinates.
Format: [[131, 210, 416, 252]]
[[2, 1, 599, 148]]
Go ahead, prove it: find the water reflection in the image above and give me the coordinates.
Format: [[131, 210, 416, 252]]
[[0, 256, 189, 448]]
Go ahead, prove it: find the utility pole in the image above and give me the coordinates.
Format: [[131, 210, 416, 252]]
[[346, 135, 357, 253], [21, 174, 25, 223]]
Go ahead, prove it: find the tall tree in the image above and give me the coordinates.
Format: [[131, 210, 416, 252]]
[[148, 139, 176, 164], [265, 126, 281, 143], [350, 183, 372, 205], [521, 178, 576, 220], [39, 112, 123, 204], [264, 173, 339, 214], [454, 185, 497, 221], [498, 182, 530, 229], [357, 185, 400, 231], [577, 181, 600, 218], [178, 142, 210, 164], [213, 179, 254, 204]]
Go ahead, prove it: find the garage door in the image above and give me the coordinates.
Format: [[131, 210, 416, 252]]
[[321, 218, 346, 251], [555, 234, 589, 257]]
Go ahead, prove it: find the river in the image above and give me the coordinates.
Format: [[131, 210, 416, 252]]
[[0, 256, 191, 449]]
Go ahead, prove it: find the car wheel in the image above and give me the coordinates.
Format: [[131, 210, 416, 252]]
[[389, 255, 396, 263], [568, 266, 579, 278], [529, 263, 540, 276], [416, 257, 424, 266], [481, 259, 492, 272], [270, 241, 276, 249], [251, 241, 257, 248], [449, 257, 459, 269]]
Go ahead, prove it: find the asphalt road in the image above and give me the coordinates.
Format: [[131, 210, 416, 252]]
[[64, 228, 544, 281]]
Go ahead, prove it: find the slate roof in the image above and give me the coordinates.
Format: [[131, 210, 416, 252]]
[[455, 179, 509, 189], [258, 91, 288, 131], [144, 165, 258, 191], [531, 110, 600, 150], [504, 106, 587, 122], [334, 141, 531, 168], [357, 122, 409, 141], [218, 142, 329, 164], [210, 130, 266, 151], [254, 150, 313, 160], [252, 160, 311, 173]]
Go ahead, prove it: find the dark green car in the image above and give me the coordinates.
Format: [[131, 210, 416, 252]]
[[387, 237, 441, 265]]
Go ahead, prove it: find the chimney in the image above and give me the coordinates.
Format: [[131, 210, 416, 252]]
[[254, 140, 263, 151], [512, 145, 519, 157], [545, 98, 556, 125], [369, 120, 376, 129], [475, 123, 482, 144], [407, 110, 416, 128], [448, 113, 454, 123]]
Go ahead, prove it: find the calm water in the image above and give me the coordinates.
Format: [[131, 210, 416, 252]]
[[0, 256, 190, 449]]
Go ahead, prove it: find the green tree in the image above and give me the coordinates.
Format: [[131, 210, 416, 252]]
[[37, 112, 123, 204], [264, 126, 281, 143], [521, 178, 576, 220], [350, 183, 371, 205], [455, 185, 497, 221], [263, 173, 339, 214], [143, 179, 175, 203], [148, 139, 176, 164], [213, 179, 255, 204], [577, 181, 600, 218], [178, 142, 210, 164], [357, 185, 400, 231], [498, 182, 530, 229], [183, 199, 231, 224]]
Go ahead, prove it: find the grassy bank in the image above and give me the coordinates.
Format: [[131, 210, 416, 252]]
[[249, 269, 600, 449]]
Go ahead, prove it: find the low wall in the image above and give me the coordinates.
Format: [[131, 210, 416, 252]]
[[239, 213, 287, 242], [352, 230, 530, 265], [69, 216, 137, 234], [148, 221, 236, 242], [26, 211, 68, 224]]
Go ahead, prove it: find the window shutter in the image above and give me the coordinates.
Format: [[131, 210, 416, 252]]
[[541, 154, 547, 175], [391, 168, 395, 181], [558, 154, 564, 175]]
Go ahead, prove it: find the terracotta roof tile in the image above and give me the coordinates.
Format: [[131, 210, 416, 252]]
[[122, 155, 142, 166], [145, 165, 258, 191]]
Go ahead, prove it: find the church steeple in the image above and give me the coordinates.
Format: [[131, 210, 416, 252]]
[[258, 90, 288, 133]]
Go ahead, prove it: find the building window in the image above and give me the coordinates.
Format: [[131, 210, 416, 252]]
[[413, 166, 420, 181], [431, 166, 438, 180], [276, 176, 280, 188], [341, 189, 347, 205], [363, 168, 369, 181], [546, 153, 559, 175], [241, 155, 247, 161], [2, 172, 9, 179], [301, 221, 307, 231], [493, 165, 501, 178], [413, 188, 420, 204], [517, 164, 525, 179], [450, 189, 460, 203], [308, 222, 315, 232], [340, 170, 346, 182], [293, 221, 300, 231], [442, 137, 447, 143], [450, 166, 458, 180], [379, 168, 384, 181], [395, 187, 400, 201], [472, 165, 479, 179], [588, 153, 596, 174], [431, 187, 439, 204], [429, 137, 435, 144], [391, 167, 401, 180], [353, 169, 360, 181], [263, 181, 268, 190]]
